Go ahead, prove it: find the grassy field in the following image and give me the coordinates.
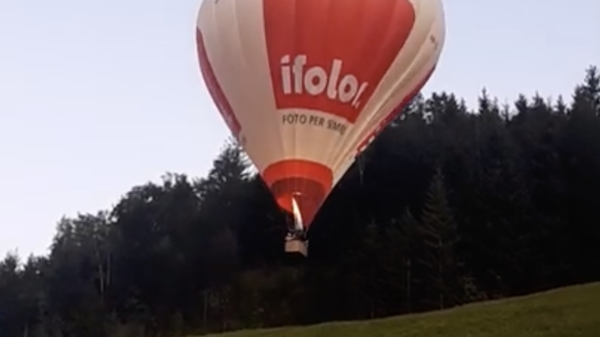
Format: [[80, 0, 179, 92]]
[[196, 282, 600, 337]]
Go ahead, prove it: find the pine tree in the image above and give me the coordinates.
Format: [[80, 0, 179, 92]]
[[416, 168, 463, 310], [398, 209, 421, 313]]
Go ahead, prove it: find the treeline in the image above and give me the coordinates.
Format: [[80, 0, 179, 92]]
[[1, 66, 599, 337]]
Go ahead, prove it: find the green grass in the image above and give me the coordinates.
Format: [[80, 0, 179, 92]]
[[196, 283, 600, 337]]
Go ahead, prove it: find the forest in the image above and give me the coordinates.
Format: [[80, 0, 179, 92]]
[[0, 66, 599, 337]]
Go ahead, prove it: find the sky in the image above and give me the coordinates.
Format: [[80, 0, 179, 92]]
[[0, 0, 598, 258]]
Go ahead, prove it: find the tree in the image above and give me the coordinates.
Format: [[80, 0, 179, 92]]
[[415, 168, 463, 310]]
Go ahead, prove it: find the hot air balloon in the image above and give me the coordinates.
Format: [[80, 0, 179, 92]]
[[195, 0, 445, 256]]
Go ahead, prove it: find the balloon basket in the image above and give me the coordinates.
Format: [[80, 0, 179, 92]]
[[285, 237, 308, 257]]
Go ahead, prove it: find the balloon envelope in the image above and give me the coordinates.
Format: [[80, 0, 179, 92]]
[[196, 0, 445, 229]]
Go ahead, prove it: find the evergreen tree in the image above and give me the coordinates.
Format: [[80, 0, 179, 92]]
[[416, 168, 463, 310]]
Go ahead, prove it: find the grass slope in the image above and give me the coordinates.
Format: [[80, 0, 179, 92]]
[[197, 282, 600, 337]]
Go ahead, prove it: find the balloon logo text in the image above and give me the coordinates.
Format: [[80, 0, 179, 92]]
[[280, 54, 369, 110], [281, 112, 347, 135]]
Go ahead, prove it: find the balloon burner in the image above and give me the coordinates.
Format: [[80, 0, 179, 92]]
[[285, 194, 308, 257]]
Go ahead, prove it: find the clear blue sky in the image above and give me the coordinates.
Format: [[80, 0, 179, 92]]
[[0, 0, 598, 257]]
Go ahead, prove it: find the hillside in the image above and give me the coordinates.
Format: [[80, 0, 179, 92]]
[[197, 283, 600, 337]]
